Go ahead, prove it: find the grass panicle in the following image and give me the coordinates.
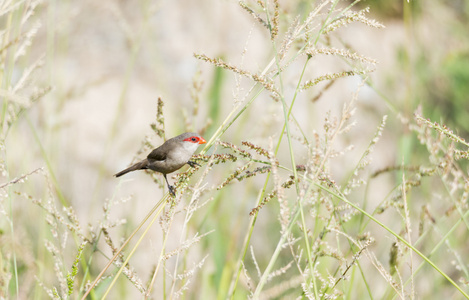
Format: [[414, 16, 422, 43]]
[[3, 0, 469, 299]]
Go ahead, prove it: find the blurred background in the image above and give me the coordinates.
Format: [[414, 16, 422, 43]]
[[2, 0, 469, 298]]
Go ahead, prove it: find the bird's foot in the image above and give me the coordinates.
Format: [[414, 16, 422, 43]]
[[187, 160, 200, 168], [168, 185, 176, 197]]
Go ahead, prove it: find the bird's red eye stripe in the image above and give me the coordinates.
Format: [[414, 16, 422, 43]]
[[184, 136, 207, 144]]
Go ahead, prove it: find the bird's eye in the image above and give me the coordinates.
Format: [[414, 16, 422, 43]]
[[191, 137, 197, 142]]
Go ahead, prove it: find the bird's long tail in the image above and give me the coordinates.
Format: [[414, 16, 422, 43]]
[[114, 160, 148, 177]]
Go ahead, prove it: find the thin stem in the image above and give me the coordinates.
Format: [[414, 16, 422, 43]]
[[313, 182, 469, 300], [80, 196, 168, 299], [101, 198, 169, 299]]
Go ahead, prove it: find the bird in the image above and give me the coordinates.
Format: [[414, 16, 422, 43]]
[[115, 132, 207, 196]]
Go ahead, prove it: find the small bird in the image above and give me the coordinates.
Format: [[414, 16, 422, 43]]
[[115, 132, 207, 196]]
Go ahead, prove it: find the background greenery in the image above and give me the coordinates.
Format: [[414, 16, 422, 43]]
[[1, 0, 469, 299]]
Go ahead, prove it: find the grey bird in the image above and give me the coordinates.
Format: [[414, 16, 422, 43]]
[[115, 132, 207, 196]]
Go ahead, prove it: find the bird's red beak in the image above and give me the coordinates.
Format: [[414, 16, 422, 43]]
[[199, 137, 207, 144]]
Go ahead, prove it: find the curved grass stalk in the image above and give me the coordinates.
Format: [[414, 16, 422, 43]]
[[386, 208, 469, 300], [144, 210, 174, 299], [101, 197, 169, 299], [252, 182, 316, 298], [313, 182, 469, 299], [233, 1, 344, 297], [389, 173, 469, 299], [80, 195, 168, 299]]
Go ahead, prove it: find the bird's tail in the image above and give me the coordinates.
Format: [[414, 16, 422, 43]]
[[114, 160, 148, 177]]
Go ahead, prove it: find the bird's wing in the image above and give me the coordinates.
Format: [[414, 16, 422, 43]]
[[147, 145, 167, 161]]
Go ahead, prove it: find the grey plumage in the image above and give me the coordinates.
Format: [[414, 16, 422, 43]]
[[115, 132, 206, 195]]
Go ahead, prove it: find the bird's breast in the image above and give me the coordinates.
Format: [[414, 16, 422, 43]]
[[148, 147, 193, 174]]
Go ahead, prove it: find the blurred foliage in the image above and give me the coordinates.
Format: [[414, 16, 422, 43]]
[[207, 66, 225, 136], [353, 0, 420, 19], [391, 0, 469, 139], [3, 0, 469, 299], [410, 46, 469, 140], [437, 52, 469, 133]]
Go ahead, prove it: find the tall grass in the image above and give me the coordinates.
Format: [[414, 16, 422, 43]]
[[1, 0, 469, 299]]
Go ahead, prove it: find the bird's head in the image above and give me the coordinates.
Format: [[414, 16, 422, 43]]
[[176, 132, 207, 153], [183, 135, 207, 145]]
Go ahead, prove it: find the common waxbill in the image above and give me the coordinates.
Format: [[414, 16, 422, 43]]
[[114, 132, 207, 196]]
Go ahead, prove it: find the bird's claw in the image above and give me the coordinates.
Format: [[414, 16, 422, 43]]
[[187, 160, 200, 168], [168, 185, 176, 197]]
